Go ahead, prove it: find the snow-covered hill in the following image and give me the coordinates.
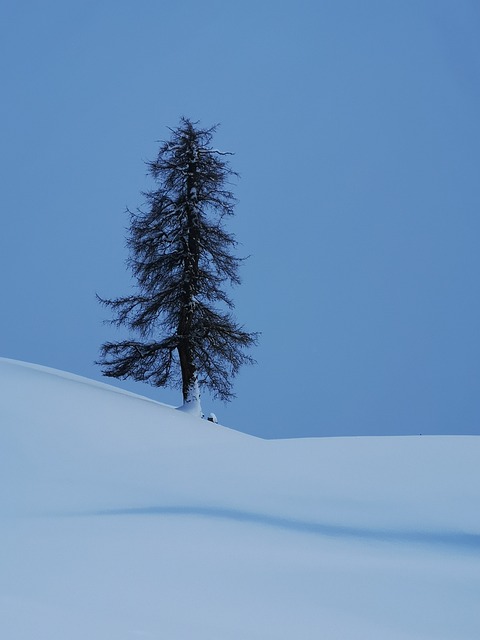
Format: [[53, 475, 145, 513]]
[[1, 356, 479, 639]]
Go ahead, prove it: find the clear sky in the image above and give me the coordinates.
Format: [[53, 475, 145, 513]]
[[1, 0, 479, 438]]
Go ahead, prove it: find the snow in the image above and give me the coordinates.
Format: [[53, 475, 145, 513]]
[[1, 356, 480, 639], [177, 376, 202, 417]]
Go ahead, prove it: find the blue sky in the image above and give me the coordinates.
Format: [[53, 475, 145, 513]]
[[1, 0, 479, 438]]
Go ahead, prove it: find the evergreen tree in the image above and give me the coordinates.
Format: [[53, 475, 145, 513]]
[[97, 118, 258, 415]]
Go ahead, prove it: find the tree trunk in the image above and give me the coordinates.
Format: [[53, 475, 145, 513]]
[[177, 148, 202, 416]]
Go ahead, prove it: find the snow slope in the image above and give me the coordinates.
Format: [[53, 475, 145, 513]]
[[1, 356, 479, 639]]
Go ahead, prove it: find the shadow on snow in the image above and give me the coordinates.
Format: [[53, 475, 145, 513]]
[[81, 505, 480, 552]]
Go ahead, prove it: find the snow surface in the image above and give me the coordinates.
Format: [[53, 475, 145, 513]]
[[1, 356, 479, 639]]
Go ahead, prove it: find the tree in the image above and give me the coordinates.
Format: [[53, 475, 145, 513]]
[[97, 118, 258, 416]]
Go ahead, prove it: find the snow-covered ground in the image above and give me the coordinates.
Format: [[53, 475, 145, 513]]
[[1, 356, 479, 639]]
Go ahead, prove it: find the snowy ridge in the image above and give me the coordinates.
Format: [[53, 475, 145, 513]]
[[0, 356, 169, 404], [1, 357, 480, 639]]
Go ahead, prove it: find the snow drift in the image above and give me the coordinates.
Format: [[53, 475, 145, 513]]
[[1, 357, 479, 639]]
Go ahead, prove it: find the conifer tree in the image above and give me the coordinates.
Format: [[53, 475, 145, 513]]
[[97, 118, 258, 415]]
